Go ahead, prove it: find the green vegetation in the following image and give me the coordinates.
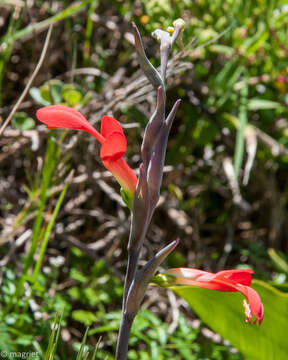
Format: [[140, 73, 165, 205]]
[[0, 0, 287, 358]]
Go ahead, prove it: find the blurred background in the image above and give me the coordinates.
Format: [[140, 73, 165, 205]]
[[0, 0, 287, 359]]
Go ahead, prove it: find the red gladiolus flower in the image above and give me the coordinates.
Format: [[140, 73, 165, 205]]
[[36, 105, 137, 195], [165, 268, 264, 325]]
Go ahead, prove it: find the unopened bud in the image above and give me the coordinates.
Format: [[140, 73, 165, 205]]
[[167, 26, 174, 34], [172, 18, 185, 30]]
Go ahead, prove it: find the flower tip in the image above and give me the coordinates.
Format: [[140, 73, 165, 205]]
[[157, 85, 163, 95], [36, 107, 48, 124], [171, 238, 180, 249], [173, 18, 185, 30], [243, 299, 264, 326], [256, 303, 264, 325]]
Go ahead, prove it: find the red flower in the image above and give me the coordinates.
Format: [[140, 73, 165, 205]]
[[165, 268, 264, 325], [36, 105, 137, 195]]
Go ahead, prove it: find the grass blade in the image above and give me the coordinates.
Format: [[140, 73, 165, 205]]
[[45, 312, 63, 360], [234, 69, 248, 178], [76, 327, 89, 360]]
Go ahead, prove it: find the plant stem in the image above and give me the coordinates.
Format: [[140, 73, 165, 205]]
[[115, 312, 134, 360], [123, 247, 140, 301], [115, 246, 139, 360]]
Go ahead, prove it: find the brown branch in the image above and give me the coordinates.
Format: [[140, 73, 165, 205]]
[[0, 25, 53, 136]]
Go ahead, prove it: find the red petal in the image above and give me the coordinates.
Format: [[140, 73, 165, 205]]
[[103, 157, 137, 194], [100, 132, 127, 161], [236, 284, 264, 325], [166, 268, 253, 288], [166, 268, 212, 280], [165, 267, 264, 325], [179, 279, 238, 292], [36, 105, 104, 143], [101, 116, 124, 138], [215, 269, 253, 286]]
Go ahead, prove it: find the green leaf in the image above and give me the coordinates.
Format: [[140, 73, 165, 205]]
[[49, 80, 64, 104], [11, 112, 35, 131], [268, 248, 288, 275], [62, 84, 83, 106], [15, 334, 34, 346], [29, 87, 50, 106], [164, 280, 288, 360], [247, 99, 283, 111], [209, 45, 234, 55], [72, 310, 97, 326], [4, 314, 18, 325], [39, 80, 64, 105], [31, 80, 64, 106], [70, 268, 88, 283], [0, 323, 15, 352]]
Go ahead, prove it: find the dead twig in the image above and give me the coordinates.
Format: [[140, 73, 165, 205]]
[[0, 24, 53, 136]]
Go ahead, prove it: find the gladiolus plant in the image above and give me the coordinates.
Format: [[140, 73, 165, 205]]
[[36, 20, 264, 360]]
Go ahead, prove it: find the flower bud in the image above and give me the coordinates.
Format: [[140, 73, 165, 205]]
[[167, 26, 175, 34], [172, 18, 185, 30]]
